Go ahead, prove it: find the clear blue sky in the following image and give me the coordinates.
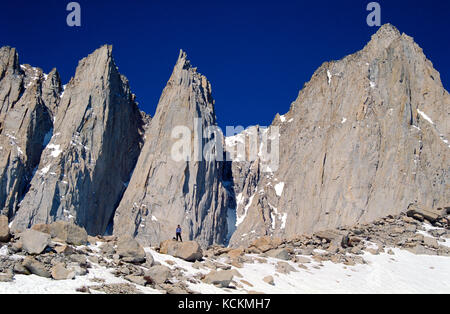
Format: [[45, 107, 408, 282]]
[[1, 0, 449, 129]]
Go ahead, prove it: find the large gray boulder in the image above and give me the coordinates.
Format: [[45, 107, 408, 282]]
[[49, 221, 88, 245], [203, 270, 235, 288], [51, 263, 76, 280], [144, 265, 171, 285], [21, 229, 50, 254], [159, 240, 203, 262], [266, 248, 290, 261], [0, 215, 10, 242], [22, 257, 51, 278], [116, 236, 146, 263]]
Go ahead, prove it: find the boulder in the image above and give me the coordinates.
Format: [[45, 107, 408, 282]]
[[22, 257, 51, 278], [406, 244, 437, 256], [315, 230, 342, 243], [423, 237, 439, 249], [67, 263, 87, 276], [407, 204, 446, 223], [21, 229, 50, 254], [227, 247, 244, 259], [51, 263, 76, 280], [276, 261, 297, 274], [159, 240, 203, 262], [143, 252, 154, 268], [31, 224, 51, 234], [265, 248, 290, 260], [263, 275, 274, 285], [54, 244, 76, 255], [250, 236, 281, 253], [0, 270, 13, 282], [0, 215, 10, 242], [296, 256, 311, 264], [116, 236, 146, 263], [125, 275, 148, 286], [203, 270, 235, 288], [145, 265, 170, 284], [49, 221, 88, 245], [13, 262, 31, 275]]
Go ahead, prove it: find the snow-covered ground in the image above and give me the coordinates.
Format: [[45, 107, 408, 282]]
[[175, 248, 450, 294], [0, 263, 161, 294], [1, 223, 449, 294]]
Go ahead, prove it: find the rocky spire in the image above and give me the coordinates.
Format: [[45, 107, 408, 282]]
[[11, 45, 146, 234], [113, 50, 229, 248]]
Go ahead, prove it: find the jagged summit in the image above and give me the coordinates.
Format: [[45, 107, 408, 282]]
[[113, 47, 228, 248], [10, 45, 146, 235], [228, 24, 449, 246], [372, 23, 401, 40]]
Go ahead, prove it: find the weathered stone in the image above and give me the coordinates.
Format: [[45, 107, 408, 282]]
[[13, 263, 30, 275], [227, 248, 244, 259], [276, 261, 297, 274], [0, 216, 10, 242], [125, 275, 148, 286], [49, 221, 88, 246], [296, 256, 311, 264], [145, 265, 170, 285], [407, 204, 446, 223], [116, 236, 146, 263], [31, 224, 51, 234], [54, 244, 75, 255], [203, 270, 235, 288], [51, 263, 76, 280], [0, 270, 13, 282], [406, 244, 437, 256], [423, 237, 439, 249], [21, 229, 50, 254], [250, 237, 280, 253], [159, 240, 203, 262], [22, 257, 51, 278], [67, 263, 87, 276], [263, 275, 274, 285], [265, 248, 290, 261]]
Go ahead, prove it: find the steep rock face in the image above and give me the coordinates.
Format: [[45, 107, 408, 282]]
[[229, 24, 449, 246], [0, 47, 55, 218], [11, 45, 146, 234], [113, 51, 229, 248]]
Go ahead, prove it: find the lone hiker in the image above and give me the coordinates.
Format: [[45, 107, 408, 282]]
[[176, 225, 182, 242]]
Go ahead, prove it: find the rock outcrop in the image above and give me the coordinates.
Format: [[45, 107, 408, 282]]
[[228, 24, 449, 246], [0, 215, 10, 242], [0, 47, 55, 219], [159, 240, 203, 262], [10, 45, 146, 235], [113, 50, 229, 247]]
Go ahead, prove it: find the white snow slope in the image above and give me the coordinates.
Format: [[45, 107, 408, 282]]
[[1, 224, 449, 294]]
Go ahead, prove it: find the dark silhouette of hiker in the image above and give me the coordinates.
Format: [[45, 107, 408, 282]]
[[176, 225, 182, 242]]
